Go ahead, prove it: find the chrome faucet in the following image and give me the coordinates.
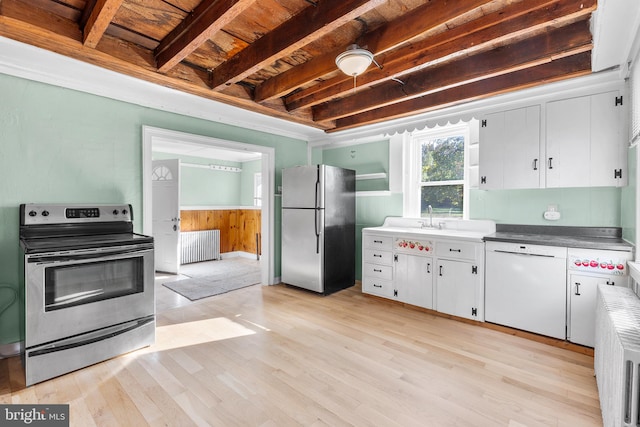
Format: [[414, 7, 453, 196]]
[[427, 205, 433, 228]]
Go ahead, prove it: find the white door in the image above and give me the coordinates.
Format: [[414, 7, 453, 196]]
[[546, 95, 591, 188], [394, 254, 433, 309], [152, 159, 180, 274], [436, 259, 476, 320]]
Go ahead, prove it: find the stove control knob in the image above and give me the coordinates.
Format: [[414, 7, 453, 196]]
[[28, 210, 37, 217], [122, 209, 128, 216], [607, 264, 615, 270], [590, 260, 599, 267], [617, 264, 625, 270], [41, 210, 49, 217], [113, 209, 119, 215]]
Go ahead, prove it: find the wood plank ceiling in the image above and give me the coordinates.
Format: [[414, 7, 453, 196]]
[[0, 0, 596, 133]]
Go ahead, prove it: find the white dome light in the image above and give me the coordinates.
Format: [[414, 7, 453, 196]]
[[335, 45, 374, 76]]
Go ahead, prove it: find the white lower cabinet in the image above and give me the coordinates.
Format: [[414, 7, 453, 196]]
[[362, 230, 484, 320], [436, 259, 479, 320], [394, 253, 433, 309], [362, 234, 394, 298], [568, 274, 629, 347]]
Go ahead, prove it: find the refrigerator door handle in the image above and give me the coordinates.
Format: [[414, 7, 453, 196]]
[[315, 208, 320, 254], [314, 167, 321, 254]]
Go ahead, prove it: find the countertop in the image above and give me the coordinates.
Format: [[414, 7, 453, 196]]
[[362, 226, 489, 243], [362, 218, 496, 243], [484, 224, 633, 252]]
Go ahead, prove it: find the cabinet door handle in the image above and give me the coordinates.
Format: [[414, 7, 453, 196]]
[[548, 157, 553, 169], [575, 282, 581, 296], [607, 280, 615, 286], [533, 158, 538, 170], [427, 263, 431, 274], [439, 265, 443, 276], [449, 248, 461, 252]]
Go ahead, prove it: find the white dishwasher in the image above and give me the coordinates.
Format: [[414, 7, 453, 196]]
[[485, 241, 567, 339]]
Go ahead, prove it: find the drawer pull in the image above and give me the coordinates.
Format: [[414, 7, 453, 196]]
[[374, 269, 382, 273], [373, 284, 382, 288], [449, 248, 461, 252], [373, 254, 382, 257], [374, 240, 383, 243]]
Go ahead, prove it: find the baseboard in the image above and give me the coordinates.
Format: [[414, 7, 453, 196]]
[[0, 341, 21, 359], [220, 251, 260, 260]]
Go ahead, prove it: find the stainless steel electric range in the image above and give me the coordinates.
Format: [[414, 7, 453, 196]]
[[19, 203, 155, 386]]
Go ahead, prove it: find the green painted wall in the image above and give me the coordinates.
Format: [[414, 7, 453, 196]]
[[322, 140, 390, 191], [240, 159, 262, 206], [468, 187, 622, 226], [152, 152, 245, 206], [0, 72, 307, 345]]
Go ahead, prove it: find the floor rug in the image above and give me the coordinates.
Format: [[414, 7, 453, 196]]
[[163, 262, 261, 301]]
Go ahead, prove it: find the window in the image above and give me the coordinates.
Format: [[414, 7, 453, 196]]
[[405, 123, 471, 219], [253, 173, 262, 207]]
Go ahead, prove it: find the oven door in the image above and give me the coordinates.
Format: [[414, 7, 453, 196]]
[[24, 244, 154, 348]]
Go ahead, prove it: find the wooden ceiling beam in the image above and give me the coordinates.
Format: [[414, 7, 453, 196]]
[[0, 3, 326, 129], [253, 0, 493, 102], [155, 0, 256, 74], [288, 0, 595, 111], [209, 0, 386, 91], [83, 0, 124, 48], [313, 19, 592, 122], [330, 52, 592, 132]]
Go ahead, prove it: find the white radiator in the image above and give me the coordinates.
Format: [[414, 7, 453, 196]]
[[595, 285, 640, 427], [180, 230, 220, 264]]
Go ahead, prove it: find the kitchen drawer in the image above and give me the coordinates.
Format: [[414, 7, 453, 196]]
[[362, 277, 394, 298], [362, 262, 393, 280], [435, 240, 479, 260], [364, 248, 392, 265], [363, 234, 392, 249]]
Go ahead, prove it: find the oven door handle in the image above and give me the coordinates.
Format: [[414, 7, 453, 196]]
[[27, 315, 155, 357], [27, 246, 153, 264]]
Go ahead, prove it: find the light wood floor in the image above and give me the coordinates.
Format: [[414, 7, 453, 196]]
[[1, 280, 602, 426]]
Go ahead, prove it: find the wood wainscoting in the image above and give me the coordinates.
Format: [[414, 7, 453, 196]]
[[180, 209, 261, 256]]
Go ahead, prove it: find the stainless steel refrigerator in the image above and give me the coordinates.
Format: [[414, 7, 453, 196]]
[[281, 165, 355, 294]]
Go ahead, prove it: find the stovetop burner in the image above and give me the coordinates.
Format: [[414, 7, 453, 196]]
[[19, 203, 153, 253]]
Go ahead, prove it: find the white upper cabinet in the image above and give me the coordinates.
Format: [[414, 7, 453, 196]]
[[479, 106, 541, 189], [479, 90, 626, 189], [546, 91, 626, 188]]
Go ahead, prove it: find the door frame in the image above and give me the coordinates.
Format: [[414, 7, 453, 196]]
[[142, 125, 276, 285]]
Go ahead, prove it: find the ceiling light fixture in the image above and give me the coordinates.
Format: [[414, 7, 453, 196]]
[[335, 44, 374, 77]]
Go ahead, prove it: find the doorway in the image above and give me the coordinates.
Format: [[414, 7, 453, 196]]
[[142, 126, 276, 286]]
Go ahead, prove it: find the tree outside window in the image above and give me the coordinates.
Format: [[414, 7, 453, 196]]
[[418, 134, 465, 218]]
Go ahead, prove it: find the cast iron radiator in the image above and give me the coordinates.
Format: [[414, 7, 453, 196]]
[[595, 284, 640, 427], [180, 230, 220, 264]]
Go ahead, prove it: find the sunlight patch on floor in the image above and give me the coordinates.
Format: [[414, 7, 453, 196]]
[[141, 317, 257, 353]]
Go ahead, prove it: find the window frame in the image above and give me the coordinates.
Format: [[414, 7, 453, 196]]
[[404, 122, 471, 219]]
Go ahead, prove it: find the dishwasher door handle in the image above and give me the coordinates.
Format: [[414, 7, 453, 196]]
[[491, 249, 557, 258]]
